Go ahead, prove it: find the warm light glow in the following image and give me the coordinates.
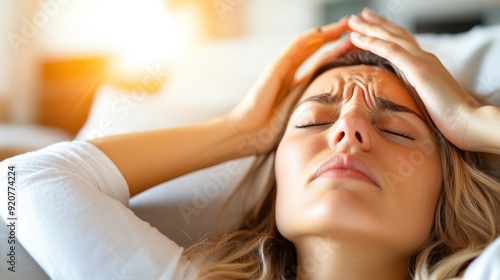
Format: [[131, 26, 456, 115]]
[[108, 0, 198, 73], [38, 0, 201, 74]]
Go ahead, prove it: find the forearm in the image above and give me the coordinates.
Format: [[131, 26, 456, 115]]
[[468, 105, 500, 155], [0, 142, 195, 279], [89, 116, 251, 197]]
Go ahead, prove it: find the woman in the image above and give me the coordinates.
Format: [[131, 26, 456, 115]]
[[1, 9, 499, 280], [181, 11, 500, 279]]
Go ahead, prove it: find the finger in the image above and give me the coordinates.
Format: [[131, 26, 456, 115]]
[[349, 14, 415, 45], [245, 38, 328, 114], [349, 31, 467, 104], [290, 37, 354, 90], [320, 18, 352, 41], [271, 17, 350, 79], [276, 35, 357, 106], [249, 41, 320, 111], [290, 73, 312, 94], [349, 32, 421, 83], [348, 13, 418, 52], [312, 37, 355, 71], [252, 18, 349, 108], [276, 36, 353, 101], [266, 18, 347, 104], [359, 8, 403, 34], [274, 41, 325, 106], [273, 76, 309, 134]]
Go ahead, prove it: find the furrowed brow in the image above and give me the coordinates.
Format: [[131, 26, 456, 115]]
[[293, 93, 342, 111], [292, 94, 426, 124], [375, 96, 426, 122]]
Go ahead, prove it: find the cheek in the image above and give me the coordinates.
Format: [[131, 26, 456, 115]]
[[275, 133, 325, 187], [410, 151, 443, 223], [276, 140, 306, 183], [383, 144, 443, 253], [274, 142, 293, 238], [275, 140, 301, 210], [274, 135, 319, 237], [382, 140, 442, 194]]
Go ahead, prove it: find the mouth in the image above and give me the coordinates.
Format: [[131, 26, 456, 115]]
[[311, 154, 380, 187]]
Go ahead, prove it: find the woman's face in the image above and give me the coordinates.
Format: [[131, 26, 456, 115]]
[[275, 65, 442, 256]]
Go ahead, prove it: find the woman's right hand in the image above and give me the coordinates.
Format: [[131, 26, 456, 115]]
[[226, 18, 352, 156]]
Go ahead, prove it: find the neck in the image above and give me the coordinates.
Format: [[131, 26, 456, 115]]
[[294, 237, 410, 280]]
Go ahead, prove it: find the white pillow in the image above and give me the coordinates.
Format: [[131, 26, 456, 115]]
[[75, 25, 500, 248], [417, 25, 500, 105]]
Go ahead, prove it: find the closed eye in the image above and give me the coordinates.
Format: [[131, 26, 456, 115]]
[[295, 121, 334, 129], [379, 129, 416, 141]]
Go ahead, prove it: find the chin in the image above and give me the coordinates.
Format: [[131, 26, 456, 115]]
[[277, 189, 385, 244]]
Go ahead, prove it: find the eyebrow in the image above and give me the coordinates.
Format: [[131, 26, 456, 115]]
[[375, 97, 426, 122], [294, 93, 426, 122], [296, 92, 342, 107]]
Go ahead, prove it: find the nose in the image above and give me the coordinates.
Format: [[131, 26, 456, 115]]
[[329, 112, 371, 152]]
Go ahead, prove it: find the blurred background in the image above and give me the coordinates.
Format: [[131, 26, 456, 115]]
[[1, 0, 500, 160]]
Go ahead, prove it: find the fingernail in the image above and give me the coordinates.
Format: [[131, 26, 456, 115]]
[[363, 7, 376, 14], [350, 32, 362, 39], [338, 15, 348, 22], [350, 14, 361, 21]]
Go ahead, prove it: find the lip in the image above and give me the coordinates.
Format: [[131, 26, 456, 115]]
[[311, 154, 381, 187]]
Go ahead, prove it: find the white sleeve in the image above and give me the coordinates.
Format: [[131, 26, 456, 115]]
[[463, 237, 500, 280], [0, 141, 198, 280]]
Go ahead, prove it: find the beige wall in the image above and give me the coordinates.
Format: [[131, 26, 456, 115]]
[[0, 0, 12, 97], [4, 0, 40, 123]]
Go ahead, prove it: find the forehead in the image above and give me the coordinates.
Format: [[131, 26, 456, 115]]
[[300, 65, 422, 114]]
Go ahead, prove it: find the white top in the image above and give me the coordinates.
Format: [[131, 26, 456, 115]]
[[1, 140, 499, 279], [0, 141, 198, 280]]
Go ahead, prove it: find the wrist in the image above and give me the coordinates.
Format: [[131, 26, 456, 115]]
[[212, 115, 257, 159], [223, 113, 243, 138], [467, 106, 500, 154]]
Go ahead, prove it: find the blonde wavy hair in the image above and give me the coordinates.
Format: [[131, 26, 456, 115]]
[[183, 51, 500, 279]]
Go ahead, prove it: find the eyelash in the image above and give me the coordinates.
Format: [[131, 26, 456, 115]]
[[379, 129, 416, 141], [294, 122, 416, 141], [295, 121, 333, 129]]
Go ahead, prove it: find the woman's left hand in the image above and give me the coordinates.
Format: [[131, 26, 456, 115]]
[[347, 8, 492, 152]]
